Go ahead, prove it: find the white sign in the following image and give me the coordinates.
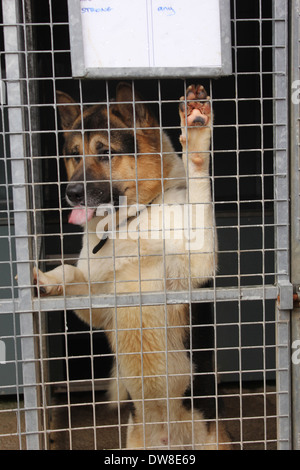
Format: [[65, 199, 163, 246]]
[[68, 0, 232, 78]]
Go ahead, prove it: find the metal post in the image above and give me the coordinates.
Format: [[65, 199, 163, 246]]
[[3, 0, 41, 449], [273, 0, 292, 450], [290, 0, 300, 451]]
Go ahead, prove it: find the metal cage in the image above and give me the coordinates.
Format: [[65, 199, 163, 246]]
[[0, 0, 294, 450]]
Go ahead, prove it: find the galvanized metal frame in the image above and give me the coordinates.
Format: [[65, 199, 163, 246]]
[[2, 0, 41, 449], [0, 0, 293, 450], [273, 0, 292, 450], [68, 0, 232, 79], [290, 0, 300, 452]]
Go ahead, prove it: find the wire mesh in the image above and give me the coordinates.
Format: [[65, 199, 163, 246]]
[[0, 0, 291, 450]]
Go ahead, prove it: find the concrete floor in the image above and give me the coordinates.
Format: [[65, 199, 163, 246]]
[[0, 384, 277, 450], [0, 397, 26, 450]]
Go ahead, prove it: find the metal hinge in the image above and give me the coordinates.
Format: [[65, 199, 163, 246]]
[[277, 281, 294, 310], [292, 284, 300, 309]]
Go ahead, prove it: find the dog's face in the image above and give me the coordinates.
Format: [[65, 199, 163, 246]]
[[57, 83, 166, 225]]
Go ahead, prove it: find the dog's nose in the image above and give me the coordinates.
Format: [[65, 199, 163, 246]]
[[66, 182, 85, 205]]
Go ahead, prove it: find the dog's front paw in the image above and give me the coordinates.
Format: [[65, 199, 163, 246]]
[[33, 267, 63, 296], [179, 84, 211, 127]]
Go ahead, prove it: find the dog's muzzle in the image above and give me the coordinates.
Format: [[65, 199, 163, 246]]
[[66, 182, 98, 225], [66, 182, 85, 205], [65, 180, 119, 226]]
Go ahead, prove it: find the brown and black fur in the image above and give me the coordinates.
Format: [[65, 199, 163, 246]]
[[33, 82, 231, 449]]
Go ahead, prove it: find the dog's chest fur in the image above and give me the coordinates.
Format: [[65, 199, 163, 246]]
[[77, 183, 191, 295]]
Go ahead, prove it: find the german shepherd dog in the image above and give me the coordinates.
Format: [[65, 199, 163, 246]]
[[34, 82, 231, 449]]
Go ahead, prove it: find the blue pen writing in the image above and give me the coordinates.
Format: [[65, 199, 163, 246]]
[[157, 6, 176, 16], [81, 7, 112, 13]]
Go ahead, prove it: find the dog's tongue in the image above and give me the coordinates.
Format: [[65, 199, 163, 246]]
[[68, 207, 95, 225]]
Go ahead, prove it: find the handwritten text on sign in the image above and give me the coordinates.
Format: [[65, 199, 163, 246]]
[[81, 7, 112, 13], [80, 0, 222, 69]]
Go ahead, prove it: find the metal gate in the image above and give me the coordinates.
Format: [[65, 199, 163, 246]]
[[0, 0, 295, 450]]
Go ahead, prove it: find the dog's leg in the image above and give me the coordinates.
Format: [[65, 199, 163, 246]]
[[114, 303, 213, 450], [179, 84, 217, 284], [113, 304, 187, 449], [179, 84, 212, 172], [106, 360, 128, 407], [176, 85, 231, 449], [33, 265, 88, 296]]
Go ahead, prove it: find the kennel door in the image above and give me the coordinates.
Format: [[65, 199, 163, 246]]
[[68, 0, 232, 78]]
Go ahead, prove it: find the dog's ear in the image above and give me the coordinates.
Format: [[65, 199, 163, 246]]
[[56, 91, 81, 130], [115, 82, 151, 128]]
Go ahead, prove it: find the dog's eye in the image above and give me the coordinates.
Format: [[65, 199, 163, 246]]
[[73, 155, 81, 164], [97, 149, 110, 161], [71, 149, 81, 163]]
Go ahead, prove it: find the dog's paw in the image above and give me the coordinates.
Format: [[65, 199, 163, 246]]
[[33, 267, 63, 296], [179, 84, 211, 127]]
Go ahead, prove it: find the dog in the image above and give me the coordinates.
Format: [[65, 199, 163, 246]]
[[34, 82, 231, 449]]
